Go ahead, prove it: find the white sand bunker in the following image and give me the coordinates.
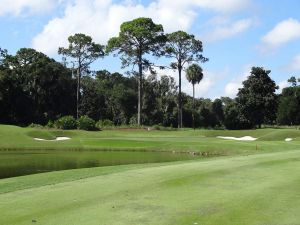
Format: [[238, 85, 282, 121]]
[[285, 138, 293, 142], [34, 137, 71, 141], [217, 136, 257, 141]]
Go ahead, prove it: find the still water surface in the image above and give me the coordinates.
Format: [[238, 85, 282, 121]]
[[0, 150, 198, 179]]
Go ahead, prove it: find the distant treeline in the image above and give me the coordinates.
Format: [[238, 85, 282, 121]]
[[1, 17, 300, 129], [0, 47, 299, 129]]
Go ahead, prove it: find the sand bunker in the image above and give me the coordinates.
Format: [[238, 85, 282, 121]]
[[217, 136, 257, 141], [34, 137, 71, 141], [285, 138, 293, 142]]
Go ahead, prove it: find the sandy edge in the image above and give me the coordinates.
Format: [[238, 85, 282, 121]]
[[217, 136, 257, 141], [34, 137, 71, 141]]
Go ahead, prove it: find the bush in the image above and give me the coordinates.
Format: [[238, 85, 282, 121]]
[[28, 123, 44, 129], [152, 124, 177, 131], [96, 119, 114, 129], [55, 116, 77, 130], [77, 116, 96, 131], [129, 116, 137, 126], [46, 120, 54, 128]]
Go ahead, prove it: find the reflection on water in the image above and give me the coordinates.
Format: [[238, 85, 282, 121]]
[[0, 150, 198, 179]]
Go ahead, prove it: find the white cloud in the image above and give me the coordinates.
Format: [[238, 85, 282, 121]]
[[261, 18, 300, 51], [277, 80, 289, 93], [224, 65, 251, 97], [32, 0, 250, 55], [183, 70, 215, 98], [158, 0, 250, 13], [153, 67, 226, 98], [287, 53, 300, 71], [0, 0, 56, 16], [225, 82, 242, 97], [203, 18, 255, 42]]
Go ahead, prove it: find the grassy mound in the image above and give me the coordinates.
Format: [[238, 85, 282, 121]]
[[26, 130, 57, 140], [1, 125, 300, 154]]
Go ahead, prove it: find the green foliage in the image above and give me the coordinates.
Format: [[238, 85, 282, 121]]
[[151, 124, 177, 131], [287, 76, 298, 87], [107, 17, 165, 125], [58, 34, 105, 70], [46, 120, 55, 128], [163, 31, 208, 128], [142, 74, 177, 127], [58, 33, 105, 118], [223, 101, 253, 130], [0, 48, 8, 66], [77, 115, 96, 131], [129, 116, 138, 126], [55, 116, 77, 130], [237, 67, 278, 127], [277, 86, 300, 125], [164, 31, 208, 67], [186, 64, 204, 129], [186, 64, 204, 85], [106, 17, 165, 66], [96, 119, 114, 129], [212, 99, 224, 125], [27, 123, 44, 129], [0, 48, 76, 125]]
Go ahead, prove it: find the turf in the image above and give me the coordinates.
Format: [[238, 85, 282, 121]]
[[1, 125, 300, 156], [1, 125, 300, 224], [1, 150, 300, 225]]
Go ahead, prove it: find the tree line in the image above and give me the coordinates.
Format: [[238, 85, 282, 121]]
[[0, 17, 299, 129]]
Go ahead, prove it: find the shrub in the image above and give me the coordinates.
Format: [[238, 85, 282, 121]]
[[28, 123, 44, 129], [46, 120, 54, 128], [152, 124, 177, 131], [55, 116, 77, 130], [77, 116, 96, 131], [129, 116, 137, 126], [96, 119, 114, 129]]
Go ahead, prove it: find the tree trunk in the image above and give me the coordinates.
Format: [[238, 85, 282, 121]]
[[193, 83, 195, 130], [137, 54, 142, 126], [178, 66, 182, 128], [76, 67, 81, 119]]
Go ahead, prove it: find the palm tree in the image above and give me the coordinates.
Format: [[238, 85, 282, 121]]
[[186, 64, 203, 129]]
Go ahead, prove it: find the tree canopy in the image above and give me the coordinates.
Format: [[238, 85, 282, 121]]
[[163, 31, 208, 128], [58, 33, 105, 118], [107, 17, 165, 125], [237, 67, 278, 128], [186, 64, 204, 129]]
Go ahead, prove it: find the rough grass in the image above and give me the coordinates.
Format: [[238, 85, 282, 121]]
[[1, 150, 300, 225]]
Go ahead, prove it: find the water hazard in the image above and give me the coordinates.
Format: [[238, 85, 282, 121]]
[[0, 150, 198, 179]]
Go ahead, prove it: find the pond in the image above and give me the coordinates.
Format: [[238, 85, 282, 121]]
[[0, 150, 199, 179]]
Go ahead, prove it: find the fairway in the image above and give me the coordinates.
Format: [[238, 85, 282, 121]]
[[1, 125, 300, 224], [1, 150, 300, 225], [2, 3, 300, 224]]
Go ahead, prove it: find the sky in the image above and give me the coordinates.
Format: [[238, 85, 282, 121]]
[[1, 0, 300, 99]]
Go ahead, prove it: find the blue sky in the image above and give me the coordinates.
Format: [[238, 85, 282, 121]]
[[1, 0, 300, 99]]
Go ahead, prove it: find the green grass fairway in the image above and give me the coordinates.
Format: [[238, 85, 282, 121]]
[[1, 150, 300, 225], [1, 125, 300, 224]]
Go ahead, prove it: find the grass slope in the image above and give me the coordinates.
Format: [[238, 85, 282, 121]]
[[1, 150, 300, 225], [1, 125, 300, 156]]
